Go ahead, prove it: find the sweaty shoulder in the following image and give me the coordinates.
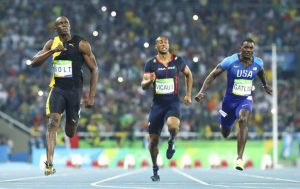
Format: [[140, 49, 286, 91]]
[[219, 53, 239, 70], [144, 57, 156, 73], [253, 56, 264, 70]]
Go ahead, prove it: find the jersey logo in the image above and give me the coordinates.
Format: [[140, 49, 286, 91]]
[[237, 70, 253, 78], [69, 43, 74, 47], [253, 67, 257, 70]]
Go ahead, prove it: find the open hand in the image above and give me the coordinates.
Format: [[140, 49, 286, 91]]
[[264, 86, 272, 95]]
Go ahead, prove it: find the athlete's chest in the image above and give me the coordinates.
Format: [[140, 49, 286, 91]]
[[229, 62, 259, 80], [155, 62, 178, 78], [56, 43, 80, 60]]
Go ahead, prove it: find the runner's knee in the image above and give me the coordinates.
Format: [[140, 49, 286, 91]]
[[149, 135, 159, 147], [48, 115, 60, 131], [221, 128, 231, 138], [238, 116, 248, 127], [65, 122, 78, 138], [167, 117, 180, 133], [168, 125, 179, 133]]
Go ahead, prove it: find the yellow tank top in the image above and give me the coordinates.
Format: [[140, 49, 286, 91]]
[[49, 36, 63, 87]]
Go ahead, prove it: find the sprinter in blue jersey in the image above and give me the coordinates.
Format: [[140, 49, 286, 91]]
[[141, 36, 193, 181], [195, 38, 272, 171]]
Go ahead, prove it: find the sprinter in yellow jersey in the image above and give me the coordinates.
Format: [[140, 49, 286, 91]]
[[29, 16, 98, 175]]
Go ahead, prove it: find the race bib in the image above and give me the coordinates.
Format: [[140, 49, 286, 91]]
[[155, 78, 174, 94], [232, 79, 252, 96], [53, 60, 72, 78]]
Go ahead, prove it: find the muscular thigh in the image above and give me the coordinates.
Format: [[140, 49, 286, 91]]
[[220, 99, 238, 130], [165, 102, 180, 127], [46, 87, 66, 116], [235, 98, 253, 118], [148, 104, 166, 135], [65, 89, 82, 124]]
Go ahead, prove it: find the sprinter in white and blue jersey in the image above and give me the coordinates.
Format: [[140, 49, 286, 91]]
[[142, 36, 193, 181], [195, 38, 272, 171]]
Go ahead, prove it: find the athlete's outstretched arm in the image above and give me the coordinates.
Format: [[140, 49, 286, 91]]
[[195, 64, 225, 102], [257, 69, 272, 95], [79, 40, 99, 108], [141, 72, 156, 90], [182, 66, 193, 105]]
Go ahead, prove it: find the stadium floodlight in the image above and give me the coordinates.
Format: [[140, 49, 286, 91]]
[[144, 42, 149, 48], [101, 6, 107, 12], [193, 15, 199, 21], [26, 60, 31, 65], [193, 57, 199, 63], [117, 76, 124, 83], [92, 31, 99, 37], [38, 90, 44, 97], [111, 11, 117, 17]]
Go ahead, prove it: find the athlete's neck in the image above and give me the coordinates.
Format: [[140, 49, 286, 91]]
[[157, 52, 171, 63], [239, 53, 253, 65], [59, 34, 72, 42]]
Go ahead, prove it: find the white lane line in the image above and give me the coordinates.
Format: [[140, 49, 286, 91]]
[[0, 173, 68, 183], [91, 186, 162, 189], [172, 168, 210, 185], [172, 169, 276, 189], [90, 169, 145, 187], [239, 173, 300, 183]]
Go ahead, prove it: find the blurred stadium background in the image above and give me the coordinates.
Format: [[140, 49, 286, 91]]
[[0, 0, 299, 169]]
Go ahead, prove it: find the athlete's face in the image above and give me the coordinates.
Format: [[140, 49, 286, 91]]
[[155, 37, 169, 55], [240, 41, 254, 60], [55, 17, 71, 36]]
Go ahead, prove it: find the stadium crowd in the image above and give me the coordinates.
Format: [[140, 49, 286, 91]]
[[0, 0, 299, 145]]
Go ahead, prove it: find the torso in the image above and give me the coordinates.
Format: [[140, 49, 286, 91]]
[[220, 53, 263, 100], [49, 35, 85, 90]]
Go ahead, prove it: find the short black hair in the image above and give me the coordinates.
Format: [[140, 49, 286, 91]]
[[155, 35, 169, 44], [241, 38, 255, 46]]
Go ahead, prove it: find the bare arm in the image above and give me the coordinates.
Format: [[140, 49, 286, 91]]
[[30, 40, 53, 67], [195, 64, 225, 101], [79, 40, 99, 107], [182, 66, 193, 104], [141, 73, 156, 90], [257, 69, 272, 95]]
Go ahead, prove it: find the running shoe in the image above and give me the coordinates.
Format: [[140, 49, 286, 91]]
[[150, 165, 160, 182], [166, 140, 175, 159], [151, 174, 160, 182], [235, 158, 244, 171], [44, 161, 56, 176]]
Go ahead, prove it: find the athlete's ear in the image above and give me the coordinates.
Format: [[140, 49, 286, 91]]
[[54, 23, 58, 32]]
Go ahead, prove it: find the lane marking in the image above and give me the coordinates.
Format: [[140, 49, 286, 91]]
[[239, 173, 300, 183], [172, 168, 209, 185], [91, 169, 145, 187], [91, 186, 162, 189], [172, 169, 276, 189], [0, 173, 68, 183]]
